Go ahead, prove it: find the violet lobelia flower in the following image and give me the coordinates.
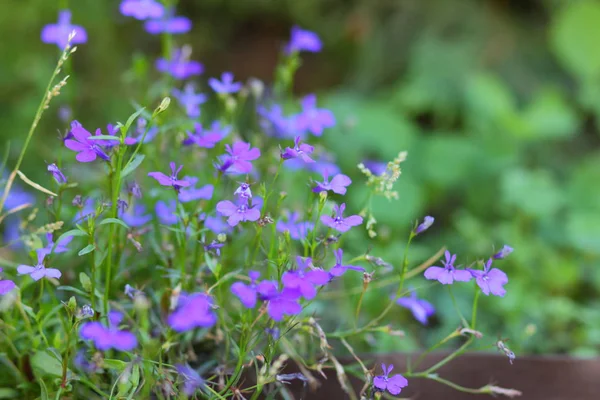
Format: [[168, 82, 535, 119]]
[[41, 10, 87, 49], [144, 14, 191, 34], [148, 162, 191, 192], [313, 170, 351, 195], [414, 215, 434, 235], [234, 182, 252, 200], [47, 163, 67, 184], [468, 258, 508, 297], [295, 94, 335, 136], [120, 204, 152, 227], [219, 142, 261, 174], [493, 245, 514, 260], [424, 250, 472, 285], [202, 214, 232, 234], [256, 280, 302, 321], [396, 290, 435, 325], [203, 240, 224, 256], [120, 0, 164, 20], [156, 200, 178, 225], [38, 232, 73, 257], [281, 136, 315, 163], [216, 197, 260, 227], [176, 364, 205, 396], [276, 211, 313, 240], [209, 72, 243, 94], [17, 250, 61, 281], [0, 268, 16, 296], [373, 364, 408, 396], [282, 257, 330, 299], [320, 203, 363, 233], [285, 26, 322, 54], [178, 177, 213, 203], [80, 311, 137, 351], [172, 83, 207, 118], [168, 293, 217, 332], [64, 121, 111, 162], [258, 104, 299, 139], [155, 48, 203, 79], [329, 249, 364, 277], [183, 122, 226, 148], [231, 271, 261, 308]]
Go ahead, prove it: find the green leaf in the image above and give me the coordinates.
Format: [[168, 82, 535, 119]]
[[99, 217, 130, 230], [87, 135, 120, 141], [79, 273, 92, 292], [39, 380, 49, 400], [124, 108, 146, 133], [56, 229, 88, 245], [121, 154, 146, 179], [15, 170, 57, 197], [566, 212, 600, 254], [78, 244, 95, 256], [103, 359, 127, 371], [31, 350, 62, 379], [0, 388, 19, 399], [501, 169, 565, 218], [522, 89, 579, 139], [57, 286, 89, 296]]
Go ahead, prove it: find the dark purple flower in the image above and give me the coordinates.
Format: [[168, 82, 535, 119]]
[[168, 293, 217, 332], [285, 26, 322, 54], [313, 170, 351, 195], [281, 136, 315, 163], [320, 203, 363, 233], [396, 291, 435, 325], [120, 0, 164, 20], [64, 121, 111, 162], [282, 257, 330, 299], [0, 268, 16, 296], [120, 204, 152, 227], [38, 232, 73, 257], [80, 311, 137, 351], [183, 122, 227, 148], [219, 142, 261, 174], [231, 271, 261, 308], [216, 198, 260, 227], [329, 249, 364, 277], [156, 48, 203, 80], [468, 259, 508, 297], [176, 364, 204, 396], [148, 162, 191, 191], [41, 10, 87, 49], [203, 240, 224, 256], [172, 83, 207, 118], [234, 183, 252, 200], [295, 94, 335, 136], [17, 250, 61, 281], [256, 281, 302, 321], [373, 364, 408, 396], [145, 15, 191, 34], [424, 251, 472, 285], [209, 72, 242, 94], [493, 245, 514, 260], [178, 177, 213, 203], [156, 200, 178, 225], [47, 163, 67, 184], [276, 211, 313, 240], [414, 216, 434, 235]]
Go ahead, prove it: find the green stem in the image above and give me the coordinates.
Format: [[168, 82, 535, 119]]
[[471, 289, 481, 329]]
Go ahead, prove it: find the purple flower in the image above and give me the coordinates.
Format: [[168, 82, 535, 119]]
[[329, 249, 364, 277], [258, 104, 299, 139], [468, 259, 508, 297], [209, 72, 242, 94], [0, 268, 16, 296], [276, 211, 313, 240], [172, 84, 207, 118], [148, 162, 191, 191], [47, 163, 67, 184], [363, 160, 387, 176], [396, 291, 435, 325], [320, 203, 363, 233], [38, 232, 73, 257], [128, 181, 142, 199], [41, 10, 87, 49], [313, 170, 351, 195], [74, 350, 100, 373], [219, 142, 261, 174], [64, 121, 111, 162], [295, 94, 335, 136], [120, 0, 164, 20], [373, 364, 408, 396], [493, 245, 513, 260], [176, 364, 205, 396], [145, 15, 191, 34], [183, 122, 227, 148], [234, 183, 252, 200], [156, 48, 203, 80], [203, 240, 224, 256], [178, 177, 213, 203], [281, 136, 315, 163], [156, 200, 178, 225], [282, 257, 330, 299], [285, 26, 322, 54], [414, 216, 434, 235], [80, 311, 137, 351], [17, 250, 61, 281], [58, 106, 72, 122], [424, 251, 472, 285], [124, 118, 159, 145], [202, 215, 232, 234], [168, 293, 217, 332], [120, 204, 151, 227], [256, 281, 302, 321], [231, 271, 261, 308], [216, 198, 260, 227]]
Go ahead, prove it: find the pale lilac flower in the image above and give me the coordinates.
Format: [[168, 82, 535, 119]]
[[424, 251, 472, 285], [216, 198, 260, 227], [313, 170, 351, 195], [320, 203, 363, 233], [128, 181, 142, 199], [258, 104, 299, 139], [183, 122, 227, 148], [468, 259, 508, 297], [156, 49, 203, 80], [58, 106, 72, 122], [209, 72, 242, 94], [145, 15, 191, 34], [234, 183, 252, 200], [148, 162, 191, 191], [256, 281, 302, 321], [202, 215, 232, 234], [219, 142, 261, 174], [17, 250, 61, 281], [39, 232, 73, 257], [373, 364, 408, 396], [64, 121, 111, 162], [120, 0, 164, 20], [176, 364, 205, 396], [41, 10, 87, 49], [363, 160, 387, 176], [414, 216, 434, 235], [120, 204, 152, 227], [281, 136, 315, 163], [282, 257, 330, 299], [124, 118, 159, 145], [47, 163, 67, 184], [295, 94, 335, 136], [80, 311, 137, 351], [396, 291, 435, 325], [156, 200, 177, 225], [285, 26, 322, 54], [124, 284, 142, 299], [0, 268, 15, 295], [231, 271, 261, 308], [168, 293, 217, 332], [493, 245, 513, 260], [276, 211, 313, 240], [178, 177, 213, 203], [172, 84, 207, 118], [329, 249, 364, 277]]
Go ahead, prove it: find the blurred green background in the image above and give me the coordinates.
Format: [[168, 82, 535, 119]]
[[2, 0, 600, 356]]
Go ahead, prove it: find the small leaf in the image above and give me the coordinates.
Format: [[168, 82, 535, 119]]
[[31, 351, 62, 378], [99, 218, 130, 230], [56, 229, 88, 245], [121, 154, 146, 179], [124, 108, 146, 132], [57, 286, 89, 296], [39, 380, 49, 400], [78, 244, 95, 256], [104, 359, 127, 371], [16, 170, 57, 197], [0, 388, 19, 399], [79, 273, 92, 292], [87, 135, 120, 141]]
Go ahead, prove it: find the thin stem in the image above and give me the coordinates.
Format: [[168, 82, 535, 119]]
[[447, 286, 468, 327], [471, 289, 481, 329], [422, 337, 473, 375]]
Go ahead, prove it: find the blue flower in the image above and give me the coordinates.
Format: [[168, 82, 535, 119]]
[[41, 10, 87, 49], [396, 290, 435, 325], [208, 72, 242, 94]]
